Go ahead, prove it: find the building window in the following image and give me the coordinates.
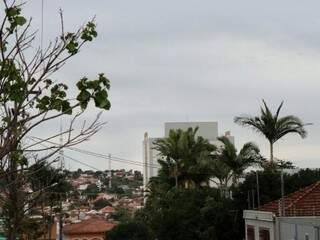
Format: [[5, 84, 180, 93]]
[[247, 225, 255, 240], [259, 227, 270, 240]]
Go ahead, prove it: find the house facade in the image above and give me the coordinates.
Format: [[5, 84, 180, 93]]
[[244, 181, 320, 240]]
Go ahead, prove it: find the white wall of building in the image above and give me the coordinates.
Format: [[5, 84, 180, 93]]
[[244, 210, 276, 240], [277, 217, 320, 240], [143, 135, 160, 189], [164, 122, 218, 141], [243, 211, 320, 240]]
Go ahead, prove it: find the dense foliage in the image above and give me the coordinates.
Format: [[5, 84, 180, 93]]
[[108, 221, 151, 240], [93, 198, 111, 210], [235, 168, 320, 209], [141, 187, 241, 240]]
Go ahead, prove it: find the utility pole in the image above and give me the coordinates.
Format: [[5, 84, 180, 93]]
[[252, 189, 255, 209], [281, 170, 285, 216], [256, 171, 260, 209], [108, 154, 112, 189], [143, 132, 149, 205]]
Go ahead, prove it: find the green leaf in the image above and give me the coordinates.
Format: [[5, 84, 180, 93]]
[[98, 73, 110, 89], [15, 16, 27, 26], [66, 40, 78, 55], [5, 7, 20, 17], [79, 101, 88, 110], [94, 90, 110, 110], [77, 90, 91, 102], [77, 90, 91, 110], [76, 78, 87, 90], [36, 96, 50, 111], [87, 80, 100, 90], [51, 99, 63, 111], [62, 101, 72, 114], [9, 81, 26, 103]]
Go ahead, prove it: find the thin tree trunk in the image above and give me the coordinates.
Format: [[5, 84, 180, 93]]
[[7, 160, 20, 240], [270, 142, 274, 163], [174, 165, 178, 188], [175, 175, 178, 188]]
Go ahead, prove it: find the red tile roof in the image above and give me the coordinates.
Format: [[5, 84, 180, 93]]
[[260, 181, 320, 216], [63, 218, 115, 235], [100, 206, 115, 214]]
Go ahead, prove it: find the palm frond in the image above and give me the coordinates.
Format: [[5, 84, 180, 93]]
[[235, 100, 310, 144]]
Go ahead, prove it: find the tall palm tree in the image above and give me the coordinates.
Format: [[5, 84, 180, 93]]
[[234, 100, 310, 163], [211, 136, 262, 195], [153, 128, 184, 188], [153, 127, 216, 188]]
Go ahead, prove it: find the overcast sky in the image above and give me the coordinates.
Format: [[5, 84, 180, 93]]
[[21, 0, 320, 171]]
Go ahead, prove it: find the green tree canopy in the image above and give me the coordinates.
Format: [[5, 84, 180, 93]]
[[84, 183, 99, 200], [154, 127, 216, 188], [210, 136, 263, 195], [107, 221, 151, 240], [140, 187, 241, 240], [93, 198, 111, 210]]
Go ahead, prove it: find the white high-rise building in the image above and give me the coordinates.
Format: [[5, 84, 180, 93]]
[[143, 122, 234, 190]]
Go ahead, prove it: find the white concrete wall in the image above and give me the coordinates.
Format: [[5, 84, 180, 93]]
[[277, 217, 320, 240], [244, 210, 276, 240], [165, 122, 218, 141], [244, 211, 320, 240], [143, 137, 160, 190]]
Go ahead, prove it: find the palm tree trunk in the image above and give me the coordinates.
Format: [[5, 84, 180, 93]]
[[270, 142, 274, 163]]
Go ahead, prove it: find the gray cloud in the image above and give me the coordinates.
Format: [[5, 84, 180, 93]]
[[19, 0, 320, 170]]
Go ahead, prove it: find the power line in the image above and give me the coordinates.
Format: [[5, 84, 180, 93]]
[[65, 148, 159, 169], [27, 136, 227, 175], [26, 136, 225, 175], [64, 154, 102, 172], [26, 137, 103, 171], [27, 136, 160, 169]]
